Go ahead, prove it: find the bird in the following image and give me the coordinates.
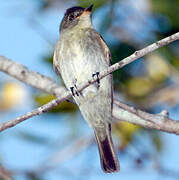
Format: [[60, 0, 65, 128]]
[[53, 4, 119, 173]]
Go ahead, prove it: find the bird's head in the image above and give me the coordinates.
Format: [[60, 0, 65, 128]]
[[60, 5, 93, 32]]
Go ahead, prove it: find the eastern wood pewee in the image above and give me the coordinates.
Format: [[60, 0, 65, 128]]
[[53, 5, 119, 173]]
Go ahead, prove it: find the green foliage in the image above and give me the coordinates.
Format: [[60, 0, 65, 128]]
[[110, 43, 136, 87], [158, 45, 179, 69], [43, 53, 53, 64], [77, 0, 107, 9], [113, 122, 141, 150], [151, 0, 179, 28], [34, 94, 78, 113]]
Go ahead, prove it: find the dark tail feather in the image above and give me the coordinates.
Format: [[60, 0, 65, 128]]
[[94, 124, 120, 173]]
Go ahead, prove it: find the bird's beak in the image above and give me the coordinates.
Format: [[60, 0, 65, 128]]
[[79, 4, 93, 17], [84, 4, 93, 12]]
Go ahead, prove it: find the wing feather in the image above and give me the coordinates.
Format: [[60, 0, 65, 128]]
[[88, 29, 113, 113], [53, 43, 61, 76], [89, 29, 112, 64]]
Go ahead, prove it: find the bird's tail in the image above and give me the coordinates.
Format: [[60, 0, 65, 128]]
[[93, 124, 120, 173]]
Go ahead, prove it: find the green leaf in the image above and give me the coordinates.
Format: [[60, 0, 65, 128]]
[[77, 0, 107, 9], [34, 94, 78, 113]]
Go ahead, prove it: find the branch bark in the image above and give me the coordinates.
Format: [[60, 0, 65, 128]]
[[0, 56, 66, 97], [113, 101, 179, 134], [0, 32, 179, 133]]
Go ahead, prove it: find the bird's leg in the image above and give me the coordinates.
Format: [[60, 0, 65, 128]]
[[92, 72, 100, 88], [70, 86, 80, 97], [74, 84, 80, 96], [70, 87, 75, 96], [70, 78, 82, 97]]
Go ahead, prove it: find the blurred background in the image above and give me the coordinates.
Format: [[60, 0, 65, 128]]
[[0, 0, 179, 179]]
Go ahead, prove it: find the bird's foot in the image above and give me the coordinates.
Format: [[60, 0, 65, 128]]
[[92, 72, 100, 88], [70, 84, 80, 97]]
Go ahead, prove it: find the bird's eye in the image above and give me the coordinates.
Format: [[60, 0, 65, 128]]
[[69, 14, 74, 21]]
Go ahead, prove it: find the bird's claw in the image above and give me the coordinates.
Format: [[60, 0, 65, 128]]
[[70, 85, 79, 97], [92, 72, 100, 88]]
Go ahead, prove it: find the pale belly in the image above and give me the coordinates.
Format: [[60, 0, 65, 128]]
[[58, 34, 109, 95]]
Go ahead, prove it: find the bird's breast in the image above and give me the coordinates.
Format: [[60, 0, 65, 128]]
[[58, 29, 109, 97]]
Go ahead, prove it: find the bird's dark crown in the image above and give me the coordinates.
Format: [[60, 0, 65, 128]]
[[65, 6, 85, 17]]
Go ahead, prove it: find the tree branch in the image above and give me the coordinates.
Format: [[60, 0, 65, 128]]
[[0, 56, 66, 97], [0, 32, 178, 133], [113, 101, 179, 135]]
